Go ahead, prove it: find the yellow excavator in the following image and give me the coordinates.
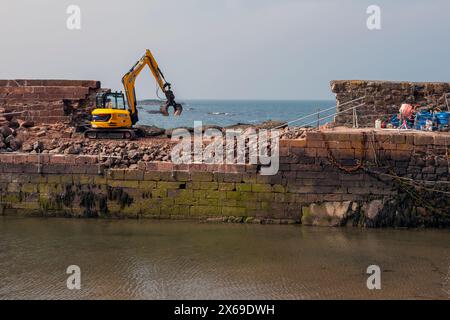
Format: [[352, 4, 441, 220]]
[[84, 49, 182, 139]]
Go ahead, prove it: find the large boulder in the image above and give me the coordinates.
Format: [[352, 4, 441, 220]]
[[0, 126, 13, 138], [135, 125, 166, 137], [301, 201, 352, 227]]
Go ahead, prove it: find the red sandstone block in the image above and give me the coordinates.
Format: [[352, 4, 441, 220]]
[[396, 143, 413, 151], [342, 194, 364, 201], [333, 148, 355, 159], [296, 171, 323, 179], [306, 194, 324, 202], [351, 141, 365, 149], [306, 140, 325, 148], [26, 154, 39, 163], [189, 163, 207, 172], [348, 134, 364, 142], [172, 163, 189, 171], [75, 155, 98, 165], [289, 147, 306, 157], [191, 171, 214, 181], [354, 148, 364, 158], [414, 135, 434, 146], [392, 134, 406, 144], [305, 132, 323, 141], [47, 109, 65, 117], [123, 169, 144, 181], [145, 162, 159, 170], [323, 194, 343, 201], [173, 171, 190, 181], [283, 171, 297, 181], [287, 185, 313, 193], [156, 162, 174, 171], [30, 87, 46, 94], [242, 173, 257, 183], [316, 148, 328, 158], [256, 173, 283, 184], [329, 133, 351, 141], [85, 165, 102, 175], [291, 164, 323, 172], [279, 155, 298, 164], [289, 139, 307, 148], [37, 93, 57, 100], [305, 148, 317, 157], [13, 154, 28, 164], [381, 142, 396, 150], [279, 147, 290, 157], [22, 93, 40, 99], [340, 180, 363, 188], [38, 154, 50, 164], [434, 135, 450, 146], [347, 187, 372, 195], [21, 164, 41, 174], [5, 93, 23, 99], [328, 141, 352, 149], [340, 173, 364, 181], [49, 155, 74, 164], [218, 164, 247, 173], [35, 80, 97, 88], [405, 135, 414, 145], [43, 116, 69, 123], [216, 172, 243, 183], [390, 150, 412, 161], [72, 87, 90, 98]]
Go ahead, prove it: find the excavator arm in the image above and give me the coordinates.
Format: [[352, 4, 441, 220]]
[[121, 49, 181, 124]]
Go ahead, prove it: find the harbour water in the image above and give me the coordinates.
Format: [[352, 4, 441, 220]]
[[0, 218, 449, 300]]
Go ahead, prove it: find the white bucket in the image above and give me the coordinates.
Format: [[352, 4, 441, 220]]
[[375, 119, 382, 129]]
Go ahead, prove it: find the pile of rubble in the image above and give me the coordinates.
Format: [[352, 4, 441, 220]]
[[0, 107, 35, 152], [22, 136, 175, 168], [0, 113, 319, 167]]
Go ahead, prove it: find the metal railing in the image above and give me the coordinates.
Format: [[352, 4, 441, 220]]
[[273, 96, 366, 130], [445, 93, 450, 111]]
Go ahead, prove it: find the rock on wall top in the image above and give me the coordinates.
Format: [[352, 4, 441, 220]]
[[0, 79, 103, 124], [330, 80, 450, 128]]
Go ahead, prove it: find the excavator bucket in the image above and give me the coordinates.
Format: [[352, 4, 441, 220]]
[[159, 103, 183, 117]]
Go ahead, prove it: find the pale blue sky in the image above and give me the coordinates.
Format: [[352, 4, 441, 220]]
[[0, 0, 449, 99]]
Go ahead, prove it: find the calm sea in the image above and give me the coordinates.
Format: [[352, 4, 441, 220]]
[[1, 218, 448, 299], [137, 100, 335, 129]]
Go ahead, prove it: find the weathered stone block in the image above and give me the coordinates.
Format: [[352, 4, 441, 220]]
[[252, 184, 272, 193]]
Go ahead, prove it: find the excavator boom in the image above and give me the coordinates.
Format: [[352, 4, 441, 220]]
[[85, 49, 181, 139], [122, 49, 180, 124]]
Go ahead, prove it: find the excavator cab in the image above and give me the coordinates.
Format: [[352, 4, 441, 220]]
[[90, 91, 132, 128], [96, 92, 127, 110], [85, 91, 136, 139]]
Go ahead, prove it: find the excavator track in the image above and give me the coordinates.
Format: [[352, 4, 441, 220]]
[[84, 128, 137, 140]]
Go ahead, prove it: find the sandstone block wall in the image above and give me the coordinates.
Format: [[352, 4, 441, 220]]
[[0, 130, 448, 228], [0, 79, 102, 124], [331, 80, 450, 127]]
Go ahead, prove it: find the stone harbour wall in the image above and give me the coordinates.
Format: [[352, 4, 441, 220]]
[[0, 79, 102, 124], [331, 80, 450, 127], [0, 130, 448, 228]]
